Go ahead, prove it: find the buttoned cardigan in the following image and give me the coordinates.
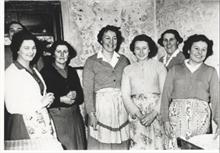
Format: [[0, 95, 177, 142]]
[[82, 53, 130, 114]]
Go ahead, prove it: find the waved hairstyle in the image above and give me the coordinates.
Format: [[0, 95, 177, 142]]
[[182, 34, 213, 62], [49, 40, 77, 65], [130, 34, 158, 58], [158, 29, 183, 47], [10, 30, 42, 65], [97, 25, 124, 52]]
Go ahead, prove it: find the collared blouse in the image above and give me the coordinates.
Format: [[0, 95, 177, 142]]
[[160, 62, 219, 126], [82, 53, 130, 114]]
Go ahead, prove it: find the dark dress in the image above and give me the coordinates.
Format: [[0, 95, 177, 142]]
[[40, 64, 86, 150]]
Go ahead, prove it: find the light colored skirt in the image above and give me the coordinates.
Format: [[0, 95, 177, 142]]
[[89, 88, 129, 145], [166, 98, 211, 149], [129, 93, 165, 150]]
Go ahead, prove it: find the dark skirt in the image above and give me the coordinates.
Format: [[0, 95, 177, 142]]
[[49, 105, 87, 150], [5, 113, 30, 140]]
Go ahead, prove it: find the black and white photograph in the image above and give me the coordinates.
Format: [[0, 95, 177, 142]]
[[0, 0, 219, 152]]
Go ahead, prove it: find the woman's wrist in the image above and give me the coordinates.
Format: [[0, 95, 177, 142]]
[[89, 112, 96, 117]]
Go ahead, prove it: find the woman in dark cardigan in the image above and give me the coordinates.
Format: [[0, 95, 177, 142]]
[[40, 40, 86, 150]]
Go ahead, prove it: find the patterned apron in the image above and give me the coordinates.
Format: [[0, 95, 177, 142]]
[[129, 93, 165, 150], [165, 98, 211, 149]]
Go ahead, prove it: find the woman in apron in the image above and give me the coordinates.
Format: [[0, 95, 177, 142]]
[[121, 34, 167, 149], [83, 25, 130, 149]]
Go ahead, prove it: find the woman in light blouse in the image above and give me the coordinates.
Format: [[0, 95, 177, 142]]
[[121, 34, 167, 149], [4, 30, 62, 149], [83, 25, 130, 149], [161, 34, 219, 149]]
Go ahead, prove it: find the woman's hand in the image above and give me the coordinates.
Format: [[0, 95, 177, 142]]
[[164, 121, 173, 138], [140, 111, 157, 127], [89, 112, 98, 131], [130, 107, 143, 120], [213, 127, 220, 140], [66, 91, 76, 100], [60, 95, 75, 105], [41, 92, 55, 107], [60, 91, 76, 105]]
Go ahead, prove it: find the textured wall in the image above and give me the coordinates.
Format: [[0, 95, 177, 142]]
[[62, 0, 155, 66], [157, 0, 219, 72], [62, 0, 219, 73]]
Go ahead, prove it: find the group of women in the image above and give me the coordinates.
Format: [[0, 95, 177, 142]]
[[4, 23, 219, 150]]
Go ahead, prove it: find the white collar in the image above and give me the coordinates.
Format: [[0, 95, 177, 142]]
[[184, 59, 202, 73], [97, 51, 120, 68], [163, 49, 180, 66]]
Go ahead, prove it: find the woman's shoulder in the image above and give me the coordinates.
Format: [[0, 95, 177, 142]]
[[5, 63, 18, 75], [67, 65, 77, 73], [86, 53, 98, 61], [149, 58, 164, 66], [118, 53, 130, 63], [40, 64, 54, 74], [5, 63, 23, 82], [123, 62, 138, 73], [202, 63, 216, 72]]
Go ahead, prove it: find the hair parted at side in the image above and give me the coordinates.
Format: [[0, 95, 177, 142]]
[[130, 34, 158, 58], [97, 25, 124, 52], [182, 34, 213, 62]]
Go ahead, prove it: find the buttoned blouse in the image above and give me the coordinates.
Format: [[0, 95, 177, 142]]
[[161, 62, 219, 126], [82, 53, 130, 114], [122, 59, 167, 95]]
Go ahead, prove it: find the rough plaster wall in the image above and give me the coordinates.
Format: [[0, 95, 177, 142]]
[[62, 0, 219, 74], [156, 0, 219, 73], [63, 0, 155, 67]]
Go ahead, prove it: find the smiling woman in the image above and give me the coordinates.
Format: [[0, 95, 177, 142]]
[[83, 25, 130, 150], [157, 29, 185, 70], [121, 34, 167, 149], [160, 34, 219, 149], [4, 30, 62, 150]]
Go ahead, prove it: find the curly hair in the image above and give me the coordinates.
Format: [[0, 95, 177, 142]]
[[10, 30, 43, 66], [182, 34, 213, 62], [97, 25, 124, 52], [49, 40, 77, 65], [130, 34, 158, 58], [158, 29, 183, 47]]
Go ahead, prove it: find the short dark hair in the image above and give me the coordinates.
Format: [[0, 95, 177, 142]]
[[97, 25, 124, 52], [182, 34, 213, 62], [130, 34, 158, 58], [158, 29, 183, 46], [49, 40, 77, 65], [6, 21, 27, 33], [10, 30, 42, 65]]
